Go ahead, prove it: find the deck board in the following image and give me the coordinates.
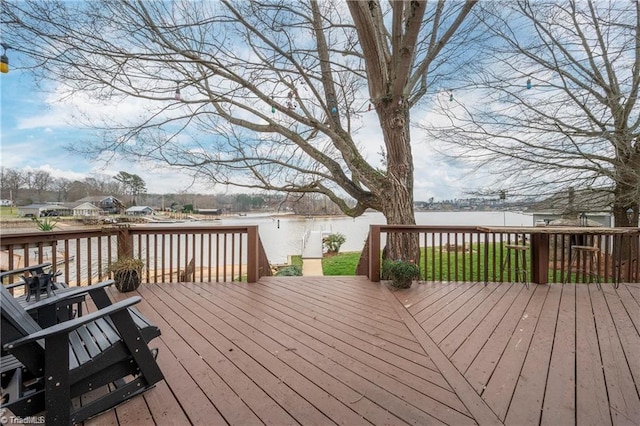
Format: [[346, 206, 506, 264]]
[[504, 283, 560, 425], [73, 277, 640, 426], [575, 284, 611, 426]]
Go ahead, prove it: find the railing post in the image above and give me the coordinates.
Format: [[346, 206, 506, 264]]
[[531, 233, 549, 284], [116, 225, 133, 258], [369, 225, 381, 282], [247, 226, 259, 283]]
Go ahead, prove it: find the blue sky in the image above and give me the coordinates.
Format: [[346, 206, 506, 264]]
[[0, 50, 474, 201], [0, 59, 225, 194]]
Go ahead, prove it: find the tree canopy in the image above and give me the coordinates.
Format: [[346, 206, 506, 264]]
[[422, 0, 639, 225], [2, 0, 477, 220]]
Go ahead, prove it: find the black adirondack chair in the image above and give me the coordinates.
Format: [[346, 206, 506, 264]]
[[0, 283, 164, 425], [0, 263, 85, 322]]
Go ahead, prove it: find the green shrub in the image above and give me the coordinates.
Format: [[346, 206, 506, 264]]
[[323, 233, 346, 254], [382, 259, 420, 288], [275, 265, 303, 276]]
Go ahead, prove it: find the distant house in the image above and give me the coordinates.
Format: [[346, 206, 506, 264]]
[[125, 206, 154, 216], [529, 188, 613, 227], [17, 204, 58, 217], [59, 202, 102, 217], [75, 196, 124, 214]]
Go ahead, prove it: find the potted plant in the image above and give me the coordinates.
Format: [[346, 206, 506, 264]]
[[382, 259, 420, 289], [107, 256, 145, 292]]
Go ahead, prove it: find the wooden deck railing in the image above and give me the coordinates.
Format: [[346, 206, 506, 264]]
[[4, 223, 637, 286], [0, 225, 272, 286], [360, 225, 640, 284]]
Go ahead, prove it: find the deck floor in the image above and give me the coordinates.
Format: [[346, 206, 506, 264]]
[[83, 277, 640, 426]]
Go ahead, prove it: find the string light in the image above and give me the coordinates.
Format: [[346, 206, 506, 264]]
[[286, 90, 296, 109], [526, 78, 532, 90], [174, 81, 181, 101], [449, 91, 454, 102], [331, 106, 337, 114], [1, 43, 11, 74]]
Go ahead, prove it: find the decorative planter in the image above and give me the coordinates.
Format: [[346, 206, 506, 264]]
[[382, 259, 420, 289], [113, 269, 141, 292], [390, 277, 413, 289]]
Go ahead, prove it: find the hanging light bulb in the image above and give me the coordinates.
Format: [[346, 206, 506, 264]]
[[368, 103, 372, 112], [449, 91, 454, 102], [271, 105, 276, 114], [331, 106, 337, 114], [0, 54, 8, 74], [0, 43, 10, 74], [526, 78, 532, 90], [174, 81, 181, 101]]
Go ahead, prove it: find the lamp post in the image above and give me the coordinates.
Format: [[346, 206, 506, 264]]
[[1, 43, 11, 74]]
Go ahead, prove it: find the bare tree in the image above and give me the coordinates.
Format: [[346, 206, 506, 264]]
[[32, 169, 53, 202], [52, 177, 72, 202], [1, 168, 25, 203], [3, 0, 478, 258], [423, 0, 639, 226]]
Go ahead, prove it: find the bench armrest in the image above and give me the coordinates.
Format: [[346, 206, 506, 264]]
[[24, 280, 115, 311], [0, 263, 52, 283], [4, 270, 63, 290], [4, 296, 141, 350]]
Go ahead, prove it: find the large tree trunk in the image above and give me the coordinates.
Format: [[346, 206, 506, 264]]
[[378, 101, 419, 263]]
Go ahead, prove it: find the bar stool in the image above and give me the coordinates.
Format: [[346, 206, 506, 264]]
[[565, 245, 601, 290], [502, 244, 529, 289]]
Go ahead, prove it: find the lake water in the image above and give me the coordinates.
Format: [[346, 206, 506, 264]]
[[189, 211, 534, 264]]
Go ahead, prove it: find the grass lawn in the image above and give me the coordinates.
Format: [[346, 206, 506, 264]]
[[290, 255, 303, 269], [0, 206, 19, 218], [319, 246, 561, 282], [322, 252, 361, 275]]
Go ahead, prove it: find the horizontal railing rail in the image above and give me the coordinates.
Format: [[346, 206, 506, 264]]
[[362, 225, 640, 284], [1, 225, 272, 287]]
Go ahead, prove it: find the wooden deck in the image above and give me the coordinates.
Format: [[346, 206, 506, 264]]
[[84, 277, 640, 426]]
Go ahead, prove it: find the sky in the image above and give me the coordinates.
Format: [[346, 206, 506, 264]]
[[0, 46, 478, 202]]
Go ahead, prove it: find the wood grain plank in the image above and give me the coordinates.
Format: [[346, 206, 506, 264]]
[[541, 283, 576, 426], [419, 283, 485, 334], [574, 284, 612, 426], [139, 284, 265, 426], [590, 284, 640, 425], [198, 281, 469, 423], [383, 284, 502, 426], [147, 283, 313, 426], [243, 278, 438, 372], [413, 282, 478, 325], [437, 282, 513, 355], [462, 285, 534, 391], [505, 283, 561, 426], [449, 284, 525, 371], [429, 282, 501, 344], [482, 284, 548, 420], [75, 278, 640, 426], [180, 282, 445, 425], [602, 285, 640, 391]]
